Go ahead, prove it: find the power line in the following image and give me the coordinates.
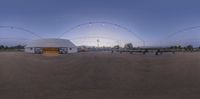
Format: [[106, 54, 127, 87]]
[[58, 21, 145, 46], [0, 26, 42, 39]]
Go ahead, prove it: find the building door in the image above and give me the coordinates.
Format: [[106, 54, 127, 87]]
[[43, 48, 59, 54]]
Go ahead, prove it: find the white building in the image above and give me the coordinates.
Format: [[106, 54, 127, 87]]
[[25, 38, 77, 54]]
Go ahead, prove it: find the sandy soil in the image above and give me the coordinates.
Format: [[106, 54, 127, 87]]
[[0, 52, 200, 99]]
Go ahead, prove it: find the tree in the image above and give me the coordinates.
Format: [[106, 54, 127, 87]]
[[4, 46, 8, 49], [14, 45, 25, 49], [0, 45, 4, 49], [186, 45, 193, 51], [124, 43, 133, 50], [177, 45, 182, 49], [113, 45, 120, 49]]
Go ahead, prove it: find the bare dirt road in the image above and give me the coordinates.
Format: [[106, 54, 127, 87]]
[[1, 52, 200, 99]]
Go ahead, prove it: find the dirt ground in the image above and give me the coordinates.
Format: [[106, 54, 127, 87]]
[[0, 51, 200, 99]]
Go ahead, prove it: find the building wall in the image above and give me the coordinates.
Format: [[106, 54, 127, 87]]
[[68, 47, 78, 53], [25, 47, 35, 53], [25, 47, 78, 54]]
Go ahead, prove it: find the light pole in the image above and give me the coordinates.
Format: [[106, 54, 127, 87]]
[[97, 39, 100, 47]]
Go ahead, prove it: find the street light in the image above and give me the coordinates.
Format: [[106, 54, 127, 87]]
[[97, 39, 100, 47]]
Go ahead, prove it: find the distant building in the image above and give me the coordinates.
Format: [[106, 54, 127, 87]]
[[25, 38, 77, 54]]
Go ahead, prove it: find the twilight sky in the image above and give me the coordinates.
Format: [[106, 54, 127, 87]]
[[0, 0, 200, 46]]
